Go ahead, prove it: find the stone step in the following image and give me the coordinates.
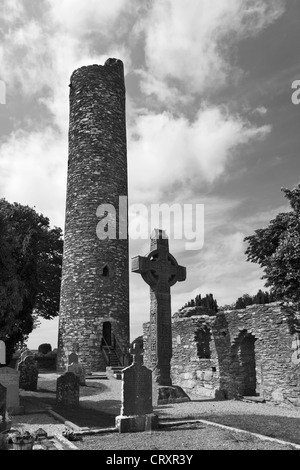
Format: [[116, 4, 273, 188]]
[[241, 396, 266, 403]]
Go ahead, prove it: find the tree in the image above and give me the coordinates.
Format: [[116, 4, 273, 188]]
[[181, 293, 218, 314], [244, 184, 300, 303], [0, 199, 63, 363], [233, 290, 273, 309], [38, 343, 52, 355]]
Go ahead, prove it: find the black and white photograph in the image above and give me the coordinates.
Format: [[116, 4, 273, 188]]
[[0, 0, 300, 456]]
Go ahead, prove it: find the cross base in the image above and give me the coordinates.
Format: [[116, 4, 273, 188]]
[[153, 372, 172, 387], [115, 413, 159, 433], [152, 384, 191, 406]]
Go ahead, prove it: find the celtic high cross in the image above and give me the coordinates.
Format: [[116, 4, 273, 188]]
[[131, 229, 186, 386]]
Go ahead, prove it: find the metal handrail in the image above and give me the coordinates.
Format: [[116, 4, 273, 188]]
[[101, 336, 111, 366], [102, 347, 110, 366], [112, 334, 123, 364], [112, 333, 130, 367], [100, 333, 129, 367]]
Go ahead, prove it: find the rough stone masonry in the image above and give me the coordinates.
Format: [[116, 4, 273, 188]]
[[57, 59, 129, 373], [151, 302, 300, 408]]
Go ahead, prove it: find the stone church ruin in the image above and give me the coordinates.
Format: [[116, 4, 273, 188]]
[[143, 302, 300, 408]]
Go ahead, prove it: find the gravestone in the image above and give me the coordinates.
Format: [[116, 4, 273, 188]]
[[19, 356, 38, 391], [56, 372, 79, 407], [115, 343, 158, 433], [68, 362, 86, 386], [16, 349, 33, 370], [19, 349, 33, 363], [0, 367, 23, 414], [0, 341, 6, 364], [68, 352, 78, 365], [0, 383, 6, 424], [132, 229, 190, 405]]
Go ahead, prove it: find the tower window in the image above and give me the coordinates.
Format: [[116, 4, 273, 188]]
[[102, 265, 109, 277]]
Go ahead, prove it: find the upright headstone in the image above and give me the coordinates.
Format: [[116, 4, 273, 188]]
[[115, 343, 158, 433], [19, 349, 33, 363], [19, 356, 38, 391], [0, 367, 23, 414], [68, 362, 86, 386], [132, 229, 186, 385], [15, 349, 33, 370], [56, 372, 79, 407], [0, 341, 6, 365], [68, 352, 78, 365]]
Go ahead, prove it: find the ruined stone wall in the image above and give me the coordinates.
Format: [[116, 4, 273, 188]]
[[143, 302, 300, 407], [57, 59, 129, 373], [143, 315, 220, 398], [171, 316, 220, 398], [213, 302, 300, 407]]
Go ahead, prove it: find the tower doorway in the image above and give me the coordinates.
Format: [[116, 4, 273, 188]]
[[103, 322, 112, 346]]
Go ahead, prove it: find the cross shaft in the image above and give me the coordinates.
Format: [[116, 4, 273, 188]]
[[131, 229, 186, 386]]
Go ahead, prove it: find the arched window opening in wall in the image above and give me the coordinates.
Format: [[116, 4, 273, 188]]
[[195, 326, 211, 359], [102, 265, 109, 277], [232, 330, 257, 397]]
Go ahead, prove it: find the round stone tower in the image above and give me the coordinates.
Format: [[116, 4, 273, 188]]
[[57, 58, 129, 373]]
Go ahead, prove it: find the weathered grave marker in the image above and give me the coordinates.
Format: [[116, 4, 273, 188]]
[[68, 352, 78, 365], [15, 348, 33, 370], [19, 356, 38, 391], [68, 362, 86, 386], [0, 367, 23, 414], [56, 372, 79, 407], [115, 343, 158, 433], [19, 348, 33, 363]]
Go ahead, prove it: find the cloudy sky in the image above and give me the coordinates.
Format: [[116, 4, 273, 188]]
[[0, 0, 299, 349]]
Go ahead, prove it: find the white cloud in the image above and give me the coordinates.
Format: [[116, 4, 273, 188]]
[[1, 0, 24, 24], [27, 317, 59, 350], [237, 205, 291, 233], [0, 127, 68, 228], [181, 230, 265, 306], [47, 0, 128, 36], [253, 106, 268, 116], [128, 107, 271, 202], [141, 0, 286, 100], [0, 1, 132, 231], [0, 0, 132, 125]]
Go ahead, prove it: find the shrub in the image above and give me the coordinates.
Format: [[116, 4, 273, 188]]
[[38, 343, 52, 355]]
